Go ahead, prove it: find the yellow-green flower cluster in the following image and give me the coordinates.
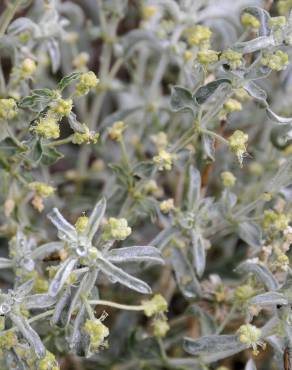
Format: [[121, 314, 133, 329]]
[[34, 115, 60, 139], [108, 121, 126, 141], [241, 13, 260, 29], [234, 284, 255, 301], [151, 131, 168, 150], [269, 16, 286, 28], [0, 98, 18, 120], [29, 182, 55, 198], [152, 318, 170, 337], [224, 99, 242, 113], [263, 210, 290, 231], [102, 217, 132, 241], [72, 125, 99, 145], [197, 49, 219, 65], [83, 319, 109, 352], [228, 130, 248, 166], [153, 150, 174, 171], [75, 215, 89, 233], [237, 324, 265, 355], [38, 351, 59, 370], [160, 198, 175, 213], [261, 51, 289, 71], [20, 58, 37, 79], [221, 171, 236, 187], [185, 25, 212, 46], [275, 253, 289, 271], [49, 98, 73, 117], [0, 332, 18, 355], [278, 0, 292, 15], [76, 71, 99, 96], [73, 52, 90, 70], [220, 49, 243, 69], [143, 294, 168, 317], [142, 5, 158, 19]]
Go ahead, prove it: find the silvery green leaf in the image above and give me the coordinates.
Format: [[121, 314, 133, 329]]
[[68, 112, 87, 133], [106, 246, 164, 265], [0, 257, 13, 269], [31, 242, 64, 260], [58, 72, 81, 91], [238, 221, 262, 249], [47, 38, 60, 73], [7, 17, 38, 35], [249, 292, 288, 306], [97, 257, 151, 294], [24, 294, 57, 309], [157, 0, 181, 21], [183, 334, 246, 363], [266, 108, 292, 124], [69, 304, 86, 351], [49, 257, 77, 296], [9, 313, 46, 358], [66, 270, 98, 325], [47, 208, 77, 241], [243, 81, 268, 107], [15, 279, 34, 298], [202, 133, 215, 161], [245, 358, 257, 370], [243, 7, 271, 36], [236, 261, 279, 290], [191, 231, 206, 278], [151, 227, 178, 251], [194, 79, 231, 105], [86, 197, 106, 242], [51, 286, 71, 326], [171, 248, 201, 299], [187, 305, 216, 335], [122, 30, 161, 56], [187, 166, 201, 211], [170, 86, 196, 113], [235, 35, 276, 54], [100, 106, 142, 128]]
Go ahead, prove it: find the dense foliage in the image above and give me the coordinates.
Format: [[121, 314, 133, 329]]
[[0, 0, 292, 369]]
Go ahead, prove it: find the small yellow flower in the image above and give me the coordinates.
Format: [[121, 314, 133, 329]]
[[234, 284, 255, 301], [0, 98, 18, 120], [160, 199, 175, 213], [102, 217, 132, 241], [50, 98, 73, 117], [39, 351, 60, 370], [220, 49, 243, 69], [261, 50, 289, 71], [183, 50, 193, 62], [153, 318, 170, 337], [269, 16, 286, 28], [72, 125, 99, 145], [73, 52, 90, 69], [75, 215, 89, 233], [185, 25, 212, 46], [34, 116, 60, 139], [142, 5, 158, 19], [221, 171, 236, 187], [263, 210, 290, 231], [237, 324, 265, 355], [29, 182, 55, 197], [241, 13, 260, 29], [84, 319, 109, 352], [143, 294, 168, 317], [153, 150, 173, 171], [151, 132, 168, 150], [224, 99, 242, 113], [76, 71, 99, 96], [197, 49, 219, 65], [228, 130, 248, 166], [108, 121, 126, 141], [20, 58, 37, 78], [275, 253, 289, 271]]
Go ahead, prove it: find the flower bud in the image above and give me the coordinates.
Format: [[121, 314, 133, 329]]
[[153, 150, 173, 171], [197, 49, 218, 65], [143, 294, 168, 317], [160, 199, 175, 213], [221, 171, 236, 187], [75, 215, 89, 233], [153, 318, 170, 337], [108, 121, 126, 141], [34, 116, 60, 139], [76, 71, 99, 96], [102, 217, 132, 241], [0, 98, 18, 120], [241, 13, 260, 28]]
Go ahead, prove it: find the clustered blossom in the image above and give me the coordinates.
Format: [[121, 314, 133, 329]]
[[0, 98, 18, 120], [108, 121, 126, 141], [221, 171, 236, 187], [241, 12, 260, 28], [237, 324, 266, 355], [83, 319, 109, 353], [220, 49, 243, 69], [228, 130, 248, 166], [153, 150, 174, 171], [102, 217, 132, 241], [261, 50, 289, 71], [75, 71, 99, 96]]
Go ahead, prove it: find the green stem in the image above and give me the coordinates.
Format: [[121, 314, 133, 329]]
[[89, 299, 144, 312], [216, 303, 237, 334], [0, 0, 21, 37], [46, 135, 74, 147]]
